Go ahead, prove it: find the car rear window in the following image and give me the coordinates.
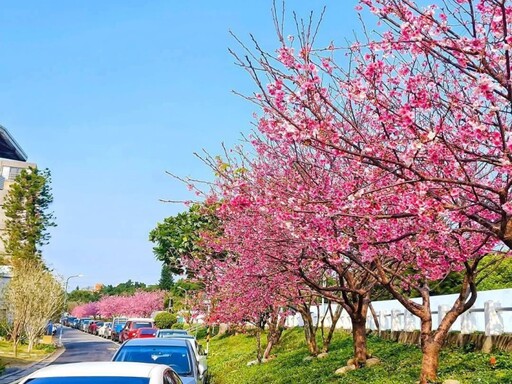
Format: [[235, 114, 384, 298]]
[[25, 377, 149, 384], [113, 345, 191, 375], [133, 322, 153, 329]]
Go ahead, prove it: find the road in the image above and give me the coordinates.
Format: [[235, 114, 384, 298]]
[[53, 326, 119, 364], [1, 327, 120, 384]]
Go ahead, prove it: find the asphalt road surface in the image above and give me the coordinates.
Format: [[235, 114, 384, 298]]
[[53, 327, 119, 364]]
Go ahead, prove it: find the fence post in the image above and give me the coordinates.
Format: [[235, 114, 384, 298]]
[[391, 309, 402, 331], [460, 310, 476, 334], [340, 311, 352, 330], [403, 310, 416, 332], [438, 305, 449, 329], [379, 310, 387, 333], [484, 300, 504, 336], [366, 313, 374, 330]]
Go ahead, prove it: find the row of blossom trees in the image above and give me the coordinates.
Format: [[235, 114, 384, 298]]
[[180, 1, 512, 383], [71, 290, 165, 318]]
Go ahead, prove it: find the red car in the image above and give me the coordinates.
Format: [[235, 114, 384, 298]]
[[135, 327, 157, 338], [118, 319, 155, 343], [88, 321, 98, 334]]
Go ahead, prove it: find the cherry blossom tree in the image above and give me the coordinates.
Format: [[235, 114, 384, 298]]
[[201, 139, 391, 364], [126, 291, 165, 317], [219, 1, 512, 381], [98, 295, 129, 318], [73, 291, 165, 319], [71, 302, 99, 318]]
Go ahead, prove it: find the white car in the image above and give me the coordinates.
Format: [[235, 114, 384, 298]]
[[18, 361, 183, 384], [98, 322, 112, 338]]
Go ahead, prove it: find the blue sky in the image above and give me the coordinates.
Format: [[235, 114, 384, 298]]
[[0, 0, 360, 289]]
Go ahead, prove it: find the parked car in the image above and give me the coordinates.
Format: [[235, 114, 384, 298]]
[[98, 322, 112, 338], [111, 317, 128, 341], [156, 329, 189, 338], [18, 361, 183, 384], [81, 318, 93, 332], [112, 338, 200, 384], [71, 318, 81, 329], [135, 327, 157, 338], [118, 318, 155, 343], [89, 321, 104, 335], [162, 334, 208, 384], [61, 316, 76, 327]]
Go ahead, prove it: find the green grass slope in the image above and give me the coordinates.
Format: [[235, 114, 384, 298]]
[[206, 328, 512, 384]]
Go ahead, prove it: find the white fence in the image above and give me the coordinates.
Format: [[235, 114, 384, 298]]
[[284, 288, 512, 336]]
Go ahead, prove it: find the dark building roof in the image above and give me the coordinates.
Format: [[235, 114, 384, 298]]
[[0, 125, 27, 161]]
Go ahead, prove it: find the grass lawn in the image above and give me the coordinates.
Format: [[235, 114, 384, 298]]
[[205, 328, 512, 384], [0, 340, 56, 374]]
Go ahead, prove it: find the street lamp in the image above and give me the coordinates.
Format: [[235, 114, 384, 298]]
[[58, 274, 83, 346]]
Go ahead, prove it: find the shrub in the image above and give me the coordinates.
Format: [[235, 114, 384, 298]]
[[154, 312, 177, 329], [171, 322, 185, 330]]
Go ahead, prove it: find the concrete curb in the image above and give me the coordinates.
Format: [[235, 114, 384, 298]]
[[0, 346, 66, 384]]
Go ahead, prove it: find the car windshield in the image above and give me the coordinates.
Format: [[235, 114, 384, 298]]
[[25, 377, 149, 384], [157, 330, 185, 337], [114, 346, 191, 375], [134, 322, 152, 329]]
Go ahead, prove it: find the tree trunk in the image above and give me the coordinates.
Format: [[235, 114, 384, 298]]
[[418, 314, 438, 384], [263, 315, 286, 359], [352, 317, 368, 367], [256, 327, 262, 363], [301, 310, 319, 356], [322, 302, 342, 353], [369, 302, 379, 333], [420, 336, 441, 384]]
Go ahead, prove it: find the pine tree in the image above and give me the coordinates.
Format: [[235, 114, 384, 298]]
[[158, 264, 174, 290], [1, 167, 56, 268]]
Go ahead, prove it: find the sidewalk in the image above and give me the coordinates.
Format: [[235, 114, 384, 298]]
[[0, 347, 65, 384]]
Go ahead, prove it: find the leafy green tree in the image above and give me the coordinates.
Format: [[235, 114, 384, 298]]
[[149, 203, 222, 276], [1, 167, 55, 267], [154, 312, 177, 329], [67, 289, 100, 304], [99, 280, 149, 296], [159, 264, 174, 290], [476, 255, 512, 291]]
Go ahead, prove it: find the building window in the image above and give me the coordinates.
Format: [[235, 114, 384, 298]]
[[8, 167, 22, 181]]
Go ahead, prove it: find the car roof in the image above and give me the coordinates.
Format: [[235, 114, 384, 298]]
[[167, 335, 195, 340], [127, 318, 154, 322], [22, 362, 169, 379], [122, 338, 190, 347]]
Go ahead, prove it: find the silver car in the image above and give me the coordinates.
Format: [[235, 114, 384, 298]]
[[161, 334, 208, 384]]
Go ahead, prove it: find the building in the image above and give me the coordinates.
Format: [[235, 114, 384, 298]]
[[0, 265, 12, 318], [0, 125, 36, 259]]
